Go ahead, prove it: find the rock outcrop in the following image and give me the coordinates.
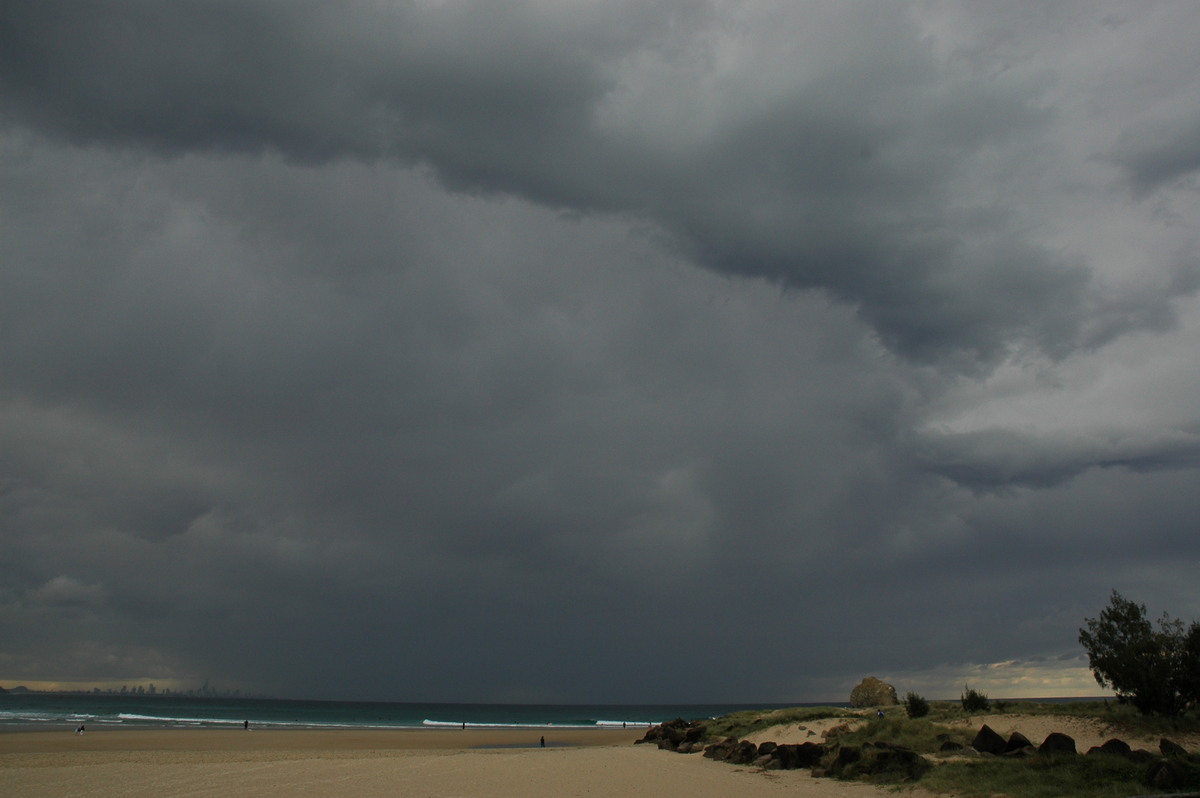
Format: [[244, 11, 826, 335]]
[[704, 737, 759, 764], [1004, 731, 1035, 757], [817, 741, 930, 781], [937, 733, 965, 753], [1147, 758, 1190, 792], [762, 742, 826, 769], [704, 737, 829, 770], [849, 676, 898, 707], [1161, 738, 1188, 758], [1144, 738, 1200, 792], [635, 718, 707, 752], [1085, 738, 1155, 763], [971, 724, 1007, 755], [1037, 732, 1077, 756]]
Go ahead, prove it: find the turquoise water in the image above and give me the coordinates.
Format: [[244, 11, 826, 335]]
[[0, 693, 811, 731]]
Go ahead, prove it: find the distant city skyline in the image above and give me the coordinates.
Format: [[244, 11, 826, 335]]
[[1, 679, 252, 698]]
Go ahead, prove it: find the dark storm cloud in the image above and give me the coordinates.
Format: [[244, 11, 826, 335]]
[[0, 139, 921, 698], [3, 2, 1200, 703], [0, 0, 644, 174], [1110, 113, 1200, 196], [917, 427, 1200, 492], [4, 0, 1193, 365]]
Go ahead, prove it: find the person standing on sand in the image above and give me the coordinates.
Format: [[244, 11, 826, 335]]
[[244, 720, 249, 730], [540, 736, 545, 747]]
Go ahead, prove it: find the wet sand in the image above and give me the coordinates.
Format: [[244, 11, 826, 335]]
[[0, 726, 642, 754]]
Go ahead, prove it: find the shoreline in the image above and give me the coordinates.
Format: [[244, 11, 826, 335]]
[[0, 725, 646, 754]]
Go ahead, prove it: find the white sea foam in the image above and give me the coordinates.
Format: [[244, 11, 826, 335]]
[[118, 713, 243, 726], [423, 719, 592, 729], [0, 711, 60, 723], [115, 713, 422, 730], [423, 718, 657, 729], [0, 710, 107, 724]]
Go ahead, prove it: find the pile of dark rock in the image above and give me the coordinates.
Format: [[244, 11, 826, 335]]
[[812, 740, 931, 781], [967, 724, 1200, 793], [968, 723, 1075, 757], [634, 718, 710, 754], [636, 719, 930, 781], [704, 736, 829, 771]]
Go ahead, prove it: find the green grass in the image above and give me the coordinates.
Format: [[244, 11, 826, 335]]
[[837, 716, 973, 753], [859, 702, 1200, 798], [880, 698, 1200, 738], [1082, 702, 1200, 739], [920, 754, 1150, 798], [699, 705, 850, 740]]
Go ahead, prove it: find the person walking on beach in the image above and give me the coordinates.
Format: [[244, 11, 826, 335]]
[[540, 736, 545, 747], [244, 720, 249, 730]]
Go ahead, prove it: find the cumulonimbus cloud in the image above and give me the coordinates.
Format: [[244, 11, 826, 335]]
[[3, 0, 1194, 368]]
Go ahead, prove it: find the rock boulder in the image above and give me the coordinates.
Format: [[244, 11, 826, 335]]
[[1038, 732, 1077, 756], [1160, 738, 1188, 758], [1004, 731, 1033, 753], [636, 718, 707, 752], [971, 724, 1007, 755], [849, 676, 899, 707]]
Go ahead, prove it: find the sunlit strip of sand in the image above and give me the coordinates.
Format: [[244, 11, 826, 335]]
[[0, 728, 901, 798]]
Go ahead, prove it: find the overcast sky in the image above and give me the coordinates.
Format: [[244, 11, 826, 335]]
[[3, 0, 1200, 704]]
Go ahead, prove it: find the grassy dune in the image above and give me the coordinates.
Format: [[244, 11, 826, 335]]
[[700, 701, 1200, 798]]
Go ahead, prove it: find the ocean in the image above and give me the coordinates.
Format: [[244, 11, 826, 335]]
[[0, 693, 812, 732]]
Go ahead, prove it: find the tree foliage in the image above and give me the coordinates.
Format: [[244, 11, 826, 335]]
[[1078, 590, 1200, 716], [961, 685, 990, 712], [904, 691, 930, 718]]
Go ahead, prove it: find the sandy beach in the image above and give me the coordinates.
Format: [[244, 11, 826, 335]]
[[8, 712, 1194, 797], [0, 727, 898, 798]]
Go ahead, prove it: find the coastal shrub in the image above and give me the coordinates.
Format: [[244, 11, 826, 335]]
[[904, 692, 930, 719], [961, 685, 990, 713], [1079, 590, 1200, 716]]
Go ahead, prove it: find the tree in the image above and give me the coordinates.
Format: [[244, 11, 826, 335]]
[[960, 685, 989, 713], [904, 691, 930, 719], [1078, 590, 1200, 716], [1183, 622, 1200, 710]]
